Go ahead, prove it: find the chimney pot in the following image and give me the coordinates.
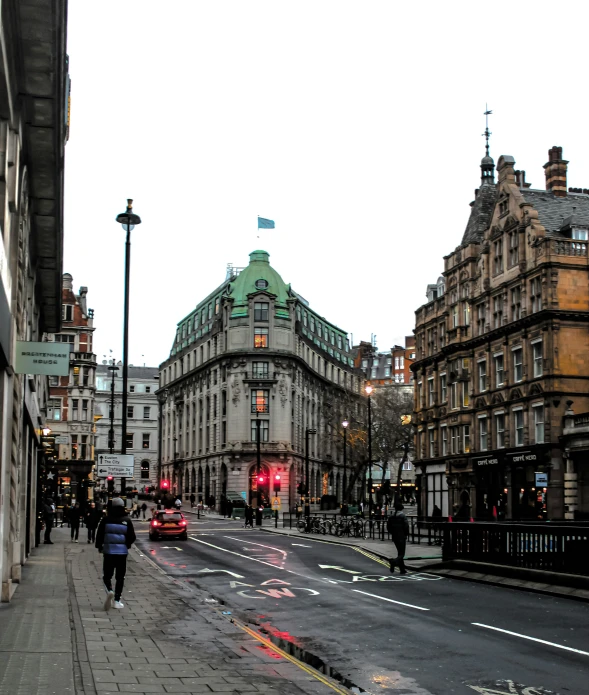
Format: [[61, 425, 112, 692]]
[[544, 146, 568, 197]]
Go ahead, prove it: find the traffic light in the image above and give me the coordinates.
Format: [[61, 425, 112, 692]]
[[161, 480, 170, 490], [297, 482, 305, 495], [107, 475, 114, 494], [257, 474, 265, 484], [273, 474, 281, 493]]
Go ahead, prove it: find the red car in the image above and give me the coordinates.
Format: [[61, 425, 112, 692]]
[[149, 510, 188, 541]]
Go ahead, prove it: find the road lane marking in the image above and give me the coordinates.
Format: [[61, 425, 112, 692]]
[[196, 568, 244, 578], [225, 536, 288, 569], [472, 623, 589, 657], [318, 564, 361, 574], [352, 589, 430, 611], [292, 543, 312, 547]]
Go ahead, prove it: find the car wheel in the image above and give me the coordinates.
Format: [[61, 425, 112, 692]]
[[149, 532, 158, 541], [180, 532, 188, 541]]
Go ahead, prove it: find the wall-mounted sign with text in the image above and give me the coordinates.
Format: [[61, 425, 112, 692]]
[[14, 341, 71, 376]]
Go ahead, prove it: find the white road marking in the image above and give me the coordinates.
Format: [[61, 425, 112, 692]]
[[352, 589, 430, 611], [292, 543, 312, 547], [318, 564, 361, 574], [196, 568, 244, 578], [225, 536, 288, 569], [472, 623, 589, 657]]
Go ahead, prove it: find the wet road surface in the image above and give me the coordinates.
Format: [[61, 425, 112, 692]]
[[134, 516, 589, 695]]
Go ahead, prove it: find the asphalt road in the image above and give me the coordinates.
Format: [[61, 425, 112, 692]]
[[134, 516, 589, 695]]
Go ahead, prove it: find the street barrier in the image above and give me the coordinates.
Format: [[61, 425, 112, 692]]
[[443, 522, 589, 575]]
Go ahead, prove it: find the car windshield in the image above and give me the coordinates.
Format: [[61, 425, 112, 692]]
[[157, 513, 183, 521]]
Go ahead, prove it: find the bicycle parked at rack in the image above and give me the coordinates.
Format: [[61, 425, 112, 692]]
[[333, 515, 366, 539], [296, 516, 334, 535]]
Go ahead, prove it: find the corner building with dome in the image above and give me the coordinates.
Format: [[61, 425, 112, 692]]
[[157, 250, 364, 512]]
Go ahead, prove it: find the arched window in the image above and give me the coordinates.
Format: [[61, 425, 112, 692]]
[[141, 460, 150, 479]]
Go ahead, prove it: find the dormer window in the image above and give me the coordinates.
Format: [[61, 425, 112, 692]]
[[255, 279, 269, 289], [572, 228, 588, 241]]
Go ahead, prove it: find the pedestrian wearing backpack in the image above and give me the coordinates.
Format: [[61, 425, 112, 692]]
[[387, 500, 409, 574]]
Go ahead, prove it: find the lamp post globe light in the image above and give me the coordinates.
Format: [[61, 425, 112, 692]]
[[341, 419, 349, 512], [304, 427, 317, 519], [115, 200, 141, 500], [365, 384, 374, 516]]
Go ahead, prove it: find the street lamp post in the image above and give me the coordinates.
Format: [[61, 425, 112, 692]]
[[107, 359, 119, 498], [156, 386, 168, 493], [116, 200, 141, 500], [365, 384, 374, 516], [304, 428, 317, 519], [255, 412, 261, 506], [342, 419, 349, 510]]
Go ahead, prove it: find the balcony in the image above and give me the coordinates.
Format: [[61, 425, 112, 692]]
[[243, 371, 278, 384]]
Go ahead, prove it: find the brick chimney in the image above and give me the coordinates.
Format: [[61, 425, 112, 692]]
[[543, 146, 568, 197]]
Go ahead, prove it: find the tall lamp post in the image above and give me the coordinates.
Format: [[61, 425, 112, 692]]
[[116, 200, 141, 500], [342, 419, 349, 511], [156, 386, 168, 493], [304, 427, 317, 519], [107, 360, 119, 498], [365, 384, 374, 516]]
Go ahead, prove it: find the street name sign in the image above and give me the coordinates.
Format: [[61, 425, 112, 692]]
[[96, 454, 134, 477]]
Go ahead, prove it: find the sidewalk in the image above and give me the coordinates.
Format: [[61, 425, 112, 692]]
[[0, 525, 348, 695]]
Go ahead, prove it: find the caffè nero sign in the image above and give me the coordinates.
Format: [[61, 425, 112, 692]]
[[472, 446, 547, 468]]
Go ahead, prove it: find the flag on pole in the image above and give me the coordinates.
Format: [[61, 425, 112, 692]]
[[258, 216, 275, 229]]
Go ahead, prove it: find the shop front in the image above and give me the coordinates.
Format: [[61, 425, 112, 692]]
[[471, 445, 550, 520], [45, 460, 94, 510]]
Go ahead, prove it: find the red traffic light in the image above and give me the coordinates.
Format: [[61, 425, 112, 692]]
[[161, 480, 169, 489], [258, 475, 265, 483], [274, 474, 281, 481], [107, 475, 114, 481]]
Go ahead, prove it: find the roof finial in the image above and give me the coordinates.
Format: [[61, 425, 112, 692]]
[[483, 104, 492, 156]]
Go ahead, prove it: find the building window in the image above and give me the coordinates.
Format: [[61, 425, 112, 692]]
[[495, 413, 505, 448], [82, 399, 89, 421], [54, 333, 75, 343], [429, 429, 435, 458], [142, 433, 150, 449], [251, 389, 269, 413], [126, 433, 134, 449], [514, 409, 524, 446], [495, 353, 504, 387], [127, 406, 134, 419], [371, 367, 377, 379], [477, 304, 485, 335], [428, 378, 435, 406], [441, 426, 448, 456], [513, 347, 523, 382], [478, 361, 487, 392], [440, 374, 447, 402], [252, 361, 269, 378], [143, 406, 151, 419], [251, 419, 269, 442], [462, 382, 470, 408], [254, 327, 269, 348], [141, 461, 150, 479], [533, 404, 544, 444], [71, 435, 78, 460], [463, 425, 470, 454], [493, 238, 503, 274], [130, 384, 135, 393], [511, 286, 521, 321], [450, 382, 458, 410], [532, 341, 543, 378], [62, 304, 73, 321], [493, 295, 503, 329], [530, 277, 542, 313], [452, 304, 459, 328], [362, 359, 368, 369], [479, 417, 488, 451], [463, 302, 470, 326], [450, 426, 458, 454], [384, 366, 391, 378], [72, 398, 79, 420], [509, 231, 519, 266], [51, 399, 61, 421], [254, 302, 269, 321]]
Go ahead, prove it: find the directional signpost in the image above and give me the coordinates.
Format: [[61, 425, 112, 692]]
[[96, 454, 134, 478]]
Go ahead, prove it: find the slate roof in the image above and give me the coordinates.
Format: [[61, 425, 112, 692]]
[[96, 364, 158, 380], [461, 181, 497, 245], [520, 189, 589, 238]]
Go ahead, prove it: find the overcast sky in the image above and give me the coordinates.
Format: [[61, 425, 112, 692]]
[[63, 1, 589, 368]]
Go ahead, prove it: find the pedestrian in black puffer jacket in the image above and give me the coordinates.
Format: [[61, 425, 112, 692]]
[[387, 500, 409, 574], [70, 502, 83, 542], [95, 498, 136, 610]]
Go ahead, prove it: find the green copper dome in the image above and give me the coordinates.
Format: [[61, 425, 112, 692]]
[[229, 250, 291, 319]]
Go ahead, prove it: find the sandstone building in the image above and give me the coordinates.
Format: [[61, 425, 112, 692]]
[[158, 250, 363, 511], [413, 146, 589, 521]]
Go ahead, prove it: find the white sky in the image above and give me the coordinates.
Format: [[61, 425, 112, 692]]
[[64, 1, 589, 368]]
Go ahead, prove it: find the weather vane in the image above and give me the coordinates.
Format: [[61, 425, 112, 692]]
[[483, 104, 492, 156]]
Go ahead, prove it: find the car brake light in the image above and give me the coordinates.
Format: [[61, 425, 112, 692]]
[[179, 520, 187, 525], [151, 520, 159, 526]]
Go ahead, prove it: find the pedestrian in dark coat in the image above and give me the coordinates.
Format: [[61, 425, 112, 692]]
[[43, 497, 56, 544], [141, 502, 147, 519], [244, 504, 254, 528], [85, 502, 102, 543], [70, 502, 83, 542], [95, 498, 136, 610], [387, 500, 409, 574]]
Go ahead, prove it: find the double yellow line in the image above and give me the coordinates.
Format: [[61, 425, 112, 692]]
[[228, 615, 351, 695], [353, 546, 389, 568]]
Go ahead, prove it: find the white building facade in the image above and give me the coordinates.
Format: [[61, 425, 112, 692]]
[[158, 250, 364, 512], [95, 365, 159, 493]]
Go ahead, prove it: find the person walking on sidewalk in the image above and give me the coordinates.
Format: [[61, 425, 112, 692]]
[[387, 500, 409, 574], [43, 497, 56, 544], [70, 502, 83, 542], [140, 502, 147, 519], [95, 498, 136, 611], [190, 493, 195, 508], [85, 501, 102, 544]]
